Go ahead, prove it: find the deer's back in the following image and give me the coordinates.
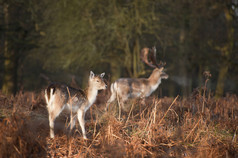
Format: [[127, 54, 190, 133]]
[[46, 83, 87, 107], [115, 78, 150, 98]]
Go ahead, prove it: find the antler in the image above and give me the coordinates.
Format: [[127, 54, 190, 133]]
[[150, 46, 166, 68], [140, 47, 156, 68], [140, 46, 166, 68]]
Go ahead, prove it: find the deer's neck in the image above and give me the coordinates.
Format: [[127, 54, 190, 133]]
[[86, 84, 98, 106], [148, 70, 161, 88]]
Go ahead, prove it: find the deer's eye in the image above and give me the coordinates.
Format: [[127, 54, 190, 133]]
[[96, 80, 99, 82]]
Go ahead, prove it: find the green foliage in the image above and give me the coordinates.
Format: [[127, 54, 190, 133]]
[[34, 0, 164, 75], [0, 0, 238, 96]]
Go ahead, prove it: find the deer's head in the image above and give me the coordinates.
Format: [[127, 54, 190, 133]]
[[89, 71, 107, 90], [141, 46, 168, 79]]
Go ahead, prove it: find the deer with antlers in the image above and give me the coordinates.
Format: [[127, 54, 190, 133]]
[[45, 71, 107, 139], [105, 46, 168, 111]]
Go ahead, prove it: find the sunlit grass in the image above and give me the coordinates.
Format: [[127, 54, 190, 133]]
[[0, 90, 237, 157]]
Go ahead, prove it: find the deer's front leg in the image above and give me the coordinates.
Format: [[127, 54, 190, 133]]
[[77, 109, 87, 139], [140, 97, 146, 105], [70, 114, 77, 130]]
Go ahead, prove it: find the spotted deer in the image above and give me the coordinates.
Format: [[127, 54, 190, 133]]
[[106, 46, 168, 111], [45, 71, 107, 139]]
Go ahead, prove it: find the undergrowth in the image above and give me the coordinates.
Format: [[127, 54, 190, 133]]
[[0, 89, 237, 157]]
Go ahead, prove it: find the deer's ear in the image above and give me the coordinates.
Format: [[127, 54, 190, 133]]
[[100, 72, 105, 78], [90, 71, 95, 79]]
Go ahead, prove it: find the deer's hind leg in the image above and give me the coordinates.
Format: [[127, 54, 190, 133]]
[[48, 103, 65, 138], [105, 91, 116, 111]]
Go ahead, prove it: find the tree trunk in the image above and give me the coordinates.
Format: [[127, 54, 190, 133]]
[[215, 8, 234, 98], [215, 65, 228, 97], [168, 81, 175, 97], [2, 51, 17, 95], [2, 4, 17, 95], [124, 39, 133, 77], [110, 61, 121, 82], [132, 38, 140, 78], [178, 29, 190, 97]]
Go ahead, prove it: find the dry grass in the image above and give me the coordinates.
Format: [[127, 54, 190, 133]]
[[0, 90, 237, 158]]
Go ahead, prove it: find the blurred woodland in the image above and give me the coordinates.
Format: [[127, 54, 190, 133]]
[[1, 0, 238, 97]]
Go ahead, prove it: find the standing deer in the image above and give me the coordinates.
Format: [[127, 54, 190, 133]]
[[106, 46, 168, 111], [45, 71, 107, 139]]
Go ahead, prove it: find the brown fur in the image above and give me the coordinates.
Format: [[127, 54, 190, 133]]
[[106, 67, 168, 110], [45, 71, 107, 139]]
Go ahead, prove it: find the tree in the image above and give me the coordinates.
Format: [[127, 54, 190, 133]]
[[215, 2, 235, 97], [0, 0, 38, 95], [1, 0, 238, 97], [33, 0, 166, 84]]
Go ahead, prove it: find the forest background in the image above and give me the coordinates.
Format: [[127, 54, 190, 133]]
[[1, 0, 238, 98]]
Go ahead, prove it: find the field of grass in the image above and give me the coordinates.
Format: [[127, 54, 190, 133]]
[[0, 89, 237, 157]]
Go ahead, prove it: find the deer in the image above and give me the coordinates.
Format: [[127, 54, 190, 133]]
[[45, 71, 107, 139], [105, 46, 168, 111]]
